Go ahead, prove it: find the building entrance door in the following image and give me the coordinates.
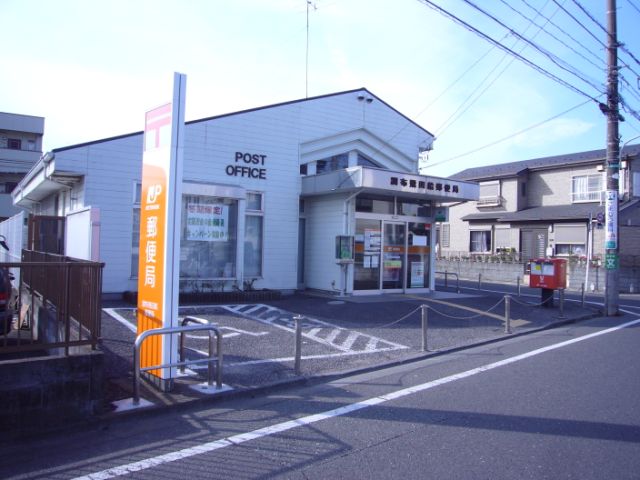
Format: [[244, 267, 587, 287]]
[[382, 222, 405, 291], [354, 218, 431, 293]]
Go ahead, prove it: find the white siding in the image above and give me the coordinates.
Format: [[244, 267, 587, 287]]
[[48, 90, 432, 294], [304, 194, 350, 292]]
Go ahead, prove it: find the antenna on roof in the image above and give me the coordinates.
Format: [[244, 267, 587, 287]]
[[306, 1, 317, 98]]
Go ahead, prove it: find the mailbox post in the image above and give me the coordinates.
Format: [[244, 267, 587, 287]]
[[529, 258, 567, 308]]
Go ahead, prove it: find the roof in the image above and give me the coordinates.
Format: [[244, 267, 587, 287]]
[[450, 143, 640, 182], [461, 212, 505, 221], [53, 88, 434, 153], [497, 204, 604, 222]]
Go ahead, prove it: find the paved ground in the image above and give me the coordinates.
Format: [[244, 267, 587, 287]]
[[99, 285, 600, 416]]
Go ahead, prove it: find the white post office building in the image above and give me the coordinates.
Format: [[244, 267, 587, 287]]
[[12, 88, 478, 297]]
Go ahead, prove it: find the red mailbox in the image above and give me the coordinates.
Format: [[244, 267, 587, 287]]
[[529, 258, 567, 289]]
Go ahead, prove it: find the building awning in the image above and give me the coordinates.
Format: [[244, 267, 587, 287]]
[[12, 154, 83, 208], [461, 212, 504, 221], [300, 166, 479, 202], [497, 204, 603, 222]]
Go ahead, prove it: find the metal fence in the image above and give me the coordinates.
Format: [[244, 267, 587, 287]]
[[0, 250, 104, 356]]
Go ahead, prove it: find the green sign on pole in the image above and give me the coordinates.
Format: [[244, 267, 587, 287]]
[[605, 253, 619, 270]]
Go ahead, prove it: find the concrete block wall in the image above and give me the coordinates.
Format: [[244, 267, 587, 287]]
[[0, 349, 104, 437], [436, 259, 639, 293]]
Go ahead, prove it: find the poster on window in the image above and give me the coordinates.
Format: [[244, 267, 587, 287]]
[[186, 203, 228, 241], [410, 261, 425, 287], [364, 229, 381, 252]]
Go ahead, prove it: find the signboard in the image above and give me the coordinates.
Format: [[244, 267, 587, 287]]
[[186, 203, 228, 241], [136, 73, 186, 386], [605, 253, 619, 270], [605, 190, 618, 249]]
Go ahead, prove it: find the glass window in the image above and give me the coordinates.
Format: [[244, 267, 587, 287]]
[[7, 138, 21, 150], [571, 174, 602, 202], [246, 192, 262, 211], [244, 192, 264, 278], [180, 195, 238, 279], [555, 244, 586, 256], [355, 194, 394, 214], [398, 199, 430, 217], [315, 154, 349, 173], [244, 215, 263, 277], [357, 153, 379, 168], [470, 230, 491, 253]]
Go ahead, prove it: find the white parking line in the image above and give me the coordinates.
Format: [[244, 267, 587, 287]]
[[72, 317, 640, 480]]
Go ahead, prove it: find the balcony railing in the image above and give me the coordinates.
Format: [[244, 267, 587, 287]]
[[476, 195, 503, 207]]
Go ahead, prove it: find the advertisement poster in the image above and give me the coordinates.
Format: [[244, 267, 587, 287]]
[[605, 190, 618, 249], [410, 261, 425, 287], [186, 203, 228, 241]]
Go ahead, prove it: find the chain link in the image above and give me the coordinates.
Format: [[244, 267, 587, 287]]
[[376, 306, 423, 328], [424, 297, 505, 320], [510, 295, 554, 308]]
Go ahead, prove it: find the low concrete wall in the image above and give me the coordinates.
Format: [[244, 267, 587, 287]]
[[0, 349, 104, 437], [436, 259, 639, 293]]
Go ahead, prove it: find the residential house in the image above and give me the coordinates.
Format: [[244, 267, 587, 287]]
[[439, 144, 640, 263], [0, 112, 44, 221]]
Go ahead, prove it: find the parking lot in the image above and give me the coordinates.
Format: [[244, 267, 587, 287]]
[[99, 288, 599, 412]]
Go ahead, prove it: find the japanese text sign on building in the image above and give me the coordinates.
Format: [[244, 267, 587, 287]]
[[137, 73, 186, 384], [186, 203, 229, 241]]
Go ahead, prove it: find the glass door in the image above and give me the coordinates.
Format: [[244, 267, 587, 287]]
[[354, 219, 381, 292], [382, 222, 405, 291], [407, 222, 430, 289]]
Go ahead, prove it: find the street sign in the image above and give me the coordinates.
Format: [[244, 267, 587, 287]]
[[605, 253, 619, 270]]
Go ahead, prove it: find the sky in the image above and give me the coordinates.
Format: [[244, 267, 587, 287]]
[[2, 0, 640, 177]]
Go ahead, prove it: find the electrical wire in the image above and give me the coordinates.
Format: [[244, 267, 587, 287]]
[[569, 0, 640, 73], [498, 0, 605, 74], [461, 0, 604, 94], [516, 0, 605, 67], [551, 0, 607, 49], [417, 0, 602, 103], [422, 99, 594, 169], [627, 0, 640, 15], [386, 43, 498, 143]]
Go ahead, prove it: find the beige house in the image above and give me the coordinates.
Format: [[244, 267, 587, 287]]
[[439, 144, 640, 263]]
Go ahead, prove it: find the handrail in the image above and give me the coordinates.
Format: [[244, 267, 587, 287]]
[[435, 270, 460, 293], [179, 316, 221, 376], [133, 322, 223, 405]]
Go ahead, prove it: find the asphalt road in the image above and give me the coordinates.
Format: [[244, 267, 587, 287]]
[[2, 311, 639, 479]]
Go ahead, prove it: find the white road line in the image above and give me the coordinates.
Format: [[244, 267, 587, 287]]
[[72, 316, 640, 480], [103, 308, 137, 334], [341, 331, 360, 350]]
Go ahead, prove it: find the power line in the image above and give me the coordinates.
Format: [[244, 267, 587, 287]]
[[627, 0, 640, 14], [498, 0, 605, 74], [461, 0, 604, 94], [417, 0, 602, 102], [386, 43, 498, 143], [516, 0, 605, 67], [422, 99, 594, 169], [551, 0, 608, 49], [436, 3, 559, 138], [570, 0, 640, 72]]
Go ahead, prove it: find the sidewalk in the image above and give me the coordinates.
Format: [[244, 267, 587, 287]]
[[99, 286, 601, 416]]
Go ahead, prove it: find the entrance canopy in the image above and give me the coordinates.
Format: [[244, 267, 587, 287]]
[[301, 166, 479, 202]]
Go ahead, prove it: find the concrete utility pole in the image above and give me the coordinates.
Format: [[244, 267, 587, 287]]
[[604, 0, 620, 316]]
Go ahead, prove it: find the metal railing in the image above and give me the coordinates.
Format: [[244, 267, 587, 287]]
[[435, 270, 461, 293], [133, 322, 223, 405], [0, 250, 104, 355]]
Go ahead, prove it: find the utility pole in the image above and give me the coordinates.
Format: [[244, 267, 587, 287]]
[[604, 0, 620, 316]]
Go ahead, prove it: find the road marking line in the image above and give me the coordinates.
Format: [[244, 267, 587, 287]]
[[103, 308, 137, 334], [72, 317, 640, 480]]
